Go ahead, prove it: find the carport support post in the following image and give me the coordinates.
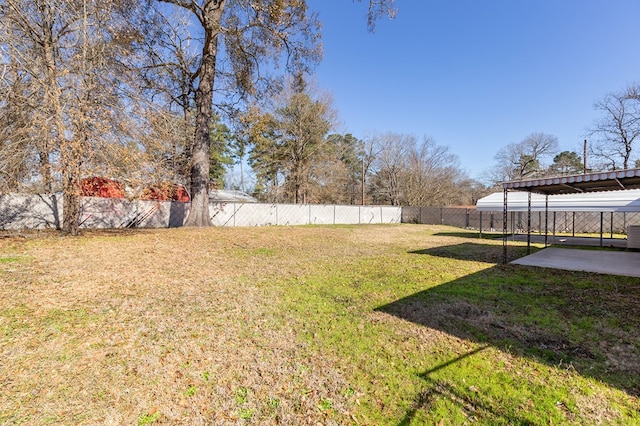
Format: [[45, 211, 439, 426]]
[[503, 187, 508, 264], [610, 212, 614, 238], [544, 194, 549, 247], [479, 211, 483, 239], [527, 190, 532, 255], [600, 212, 604, 247]]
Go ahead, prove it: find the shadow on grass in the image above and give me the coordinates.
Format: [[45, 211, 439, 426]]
[[433, 231, 506, 240], [378, 244, 640, 421], [397, 345, 540, 425], [410, 242, 536, 264]]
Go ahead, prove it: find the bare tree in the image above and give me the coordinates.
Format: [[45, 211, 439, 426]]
[[0, 0, 151, 234], [0, 56, 39, 192], [359, 0, 397, 30], [0, 0, 96, 233], [492, 132, 559, 182], [589, 84, 640, 170], [368, 133, 467, 206], [310, 133, 363, 204], [138, 8, 201, 183], [403, 137, 466, 206], [369, 132, 411, 205]]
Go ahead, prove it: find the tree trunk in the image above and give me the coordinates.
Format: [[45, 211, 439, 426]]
[[183, 3, 224, 227], [62, 168, 81, 235], [42, 21, 79, 234]]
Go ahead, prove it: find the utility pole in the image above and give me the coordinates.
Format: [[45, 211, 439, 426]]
[[583, 139, 588, 174], [361, 157, 365, 205]]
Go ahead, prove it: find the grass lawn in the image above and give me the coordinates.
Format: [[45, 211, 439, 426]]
[[1, 224, 638, 425]]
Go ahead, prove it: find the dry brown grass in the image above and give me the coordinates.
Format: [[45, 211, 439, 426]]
[[1, 225, 454, 425]]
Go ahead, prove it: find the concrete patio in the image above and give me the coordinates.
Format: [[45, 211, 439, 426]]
[[511, 247, 640, 278]]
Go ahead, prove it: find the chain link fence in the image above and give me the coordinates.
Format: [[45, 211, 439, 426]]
[[0, 193, 401, 230], [4, 192, 639, 236], [402, 206, 640, 240], [210, 202, 401, 226]]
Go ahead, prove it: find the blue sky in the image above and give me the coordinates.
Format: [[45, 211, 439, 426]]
[[307, 0, 640, 181]]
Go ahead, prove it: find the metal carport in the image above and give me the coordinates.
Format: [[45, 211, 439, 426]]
[[497, 168, 640, 264]]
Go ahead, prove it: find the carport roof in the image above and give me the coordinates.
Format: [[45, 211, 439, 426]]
[[502, 168, 640, 195]]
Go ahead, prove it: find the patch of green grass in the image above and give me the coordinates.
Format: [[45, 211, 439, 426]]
[[251, 247, 277, 256], [317, 397, 334, 411], [266, 396, 280, 409], [137, 411, 161, 425], [235, 386, 249, 405], [238, 407, 253, 420], [184, 385, 197, 397], [276, 229, 639, 424]]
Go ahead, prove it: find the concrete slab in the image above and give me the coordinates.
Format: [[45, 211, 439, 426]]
[[510, 234, 627, 248], [511, 247, 640, 278]]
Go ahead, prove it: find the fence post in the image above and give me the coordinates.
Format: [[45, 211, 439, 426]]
[[600, 212, 604, 247], [572, 212, 575, 237], [503, 188, 508, 263], [610, 212, 613, 238], [527, 191, 532, 255], [544, 195, 548, 247], [538, 211, 542, 235]]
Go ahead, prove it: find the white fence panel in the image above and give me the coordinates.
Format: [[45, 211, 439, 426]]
[[309, 205, 335, 224], [276, 204, 308, 226], [1, 195, 404, 230], [136, 200, 189, 228], [80, 197, 137, 228], [381, 206, 402, 223], [360, 206, 382, 224], [210, 202, 236, 226], [0, 194, 61, 230], [235, 203, 277, 226], [334, 205, 360, 224]]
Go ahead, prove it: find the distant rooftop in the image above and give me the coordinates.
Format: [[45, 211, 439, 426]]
[[209, 189, 257, 203]]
